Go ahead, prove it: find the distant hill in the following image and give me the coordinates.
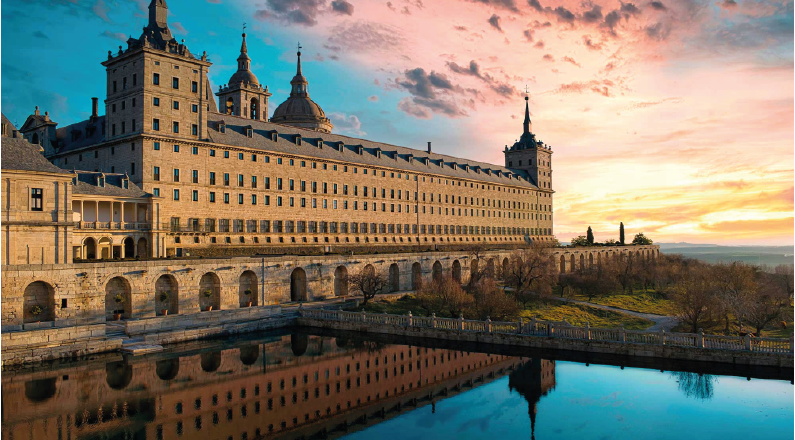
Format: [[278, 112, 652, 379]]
[[658, 243, 794, 266]]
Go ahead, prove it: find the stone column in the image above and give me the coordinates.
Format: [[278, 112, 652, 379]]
[[121, 201, 125, 227]]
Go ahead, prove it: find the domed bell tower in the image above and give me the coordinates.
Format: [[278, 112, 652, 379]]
[[216, 32, 271, 120]]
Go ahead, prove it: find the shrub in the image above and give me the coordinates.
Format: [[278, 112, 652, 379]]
[[203, 289, 213, 297], [29, 305, 43, 316], [113, 294, 124, 304], [158, 291, 170, 302]]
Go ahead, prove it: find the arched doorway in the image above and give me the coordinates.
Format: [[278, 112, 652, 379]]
[[559, 255, 566, 273], [389, 263, 400, 292], [136, 237, 148, 258], [290, 268, 307, 302], [570, 254, 576, 272], [105, 276, 132, 321], [239, 270, 258, 307], [83, 237, 96, 260], [106, 360, 133, 390], [155, 274, 178, 316], [411, 262, 422, 290], [250, 98, 259, 119], [502, 258, 510, 279], [580, 254, 585, 270], [199, 272, 221, 311], [486, 259, 495, 278], [123, 237, 134, 258], [200, 352, 222, 372], [452, 260, 462, 283], [156, 359, 180, 381], [597, 253, 602, 266], [589, 253, 594, 268], [334, 266, 348, 296], [240, 346, 259, 366], [23, 281, 55, 324], [432, 261, 442, 281]]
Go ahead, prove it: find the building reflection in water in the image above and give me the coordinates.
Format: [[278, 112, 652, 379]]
[[2, 332, 557, 440]]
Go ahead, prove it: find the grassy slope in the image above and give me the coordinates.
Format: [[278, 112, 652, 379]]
[[569, 289, 677, 316]]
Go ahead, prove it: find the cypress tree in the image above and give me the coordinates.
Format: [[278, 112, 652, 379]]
[[586, 226, 594, 245], [619, 222, 625, 245]]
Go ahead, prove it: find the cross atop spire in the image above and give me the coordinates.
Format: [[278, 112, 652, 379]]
[[523, 92, 531, 135], [296, 42, 303, 76]]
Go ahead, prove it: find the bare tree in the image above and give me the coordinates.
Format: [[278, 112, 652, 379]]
[[467, 244, 490, 289], [505, 243, 558, 306], [774, 264, 794, 302], [348, 266, 389, 306], [712, 262, 757, 334], [615, 253, 638, 293], [672, 264, 716, 333], [469, 278, 520, 321], [746, 271, 790, 335], [573, 258, 619, 302], [417, 275, 473, 318]]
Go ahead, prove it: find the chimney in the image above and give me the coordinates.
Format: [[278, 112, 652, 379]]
[[427, 141, 432, 153], [91, 97, 98, 119]]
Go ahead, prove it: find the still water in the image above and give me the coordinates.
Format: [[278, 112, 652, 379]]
[[2, 329, 792, 440]]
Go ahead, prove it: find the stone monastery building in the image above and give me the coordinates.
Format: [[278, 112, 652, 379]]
[[3, 0, 555, 262]]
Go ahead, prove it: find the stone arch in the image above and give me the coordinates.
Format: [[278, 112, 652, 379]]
[[334, 266, 348, 296], [412, 262, 422, 290], [105, 360, 133, 390], [240, 345, 260, 366], [597, 252, 602, 266], [25, 378, 57, 403], [136, 237, 148, 258], [98, 236, 112, 259], [23, 281, 55, 323], [225, 97, 234, 115], [570, 254, 576, 272], [502, 258, 510, 279], [290, 268, 308, 302], [560, 255, 566, 273], [486, 259, 495, 278], [83, 237, 97, 260], [250, 98, 259, 119], [156, 359, 180, 381], [580, 254, 585, 270], [291, 333, 309, 357], [200, 352, 222, 372], [123, 236, 134, 258], [452, 260, 462, 283], [471, 259, 479, 276], [105, 276, 132, 321], [155, 274, 179, 316], [432, 261, 442, 281], [389, 263, 400, 292], [239, 270, 258, 307], [589, 253, 594, 268], [199, 272, 221, 311]]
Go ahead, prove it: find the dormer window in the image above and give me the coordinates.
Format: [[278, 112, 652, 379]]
[[246, 127, 253, 138], [97, 175, 105, 187], [122, 178, 129, 189], [271, 131, 278, 142], [295, 134, 302, 146], [317, 139, 323, 149], [375, 148, 382, 158], [406, 154, 413, 162], [218, 122, 226, 133], [356, 146, 363, 155]]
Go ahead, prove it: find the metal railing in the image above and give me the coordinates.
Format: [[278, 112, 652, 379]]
[[298, 308, 794, 355]]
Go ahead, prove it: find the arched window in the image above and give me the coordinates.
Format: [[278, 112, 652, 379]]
[[250, 98, 259, 120]]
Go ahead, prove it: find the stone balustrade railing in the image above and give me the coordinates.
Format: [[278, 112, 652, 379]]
[[76, 221, 151, 230], [299, 308, 794, 355]]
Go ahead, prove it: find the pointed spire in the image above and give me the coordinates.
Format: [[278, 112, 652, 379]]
[[523, 95, 531, 134], [290, 42, 308, 96], [240, 32, 248, 55], [296, 42, 303, 76]]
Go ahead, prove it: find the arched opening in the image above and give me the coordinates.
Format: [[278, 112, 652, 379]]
[[105, 276, 132, 321], [471, 259, 479, 277], [250, 98, 259, 119], [411, 262, 422, 290], [452, 260, 462, 283], [432, 261, 442, 281], [559, 255, 566, 273], [199, 272, 221, 311], [389, 263, 400, 292], [240, 346, 259, 366], [597, 253, 602, 266], [155, 274, 179, 316], [123, 237, 134, 258], [589, 253, 594, 268], [334, 266, 349, 296], [502, 258, 510, 279], [156, 359, 179, 381], [225, 97, 235, 115], [580, 254, 585, 270], [98, 237, 112, 259], [200, 352, 222, 372], [486, 259, 495, 278], [105, 360, 133, 390], [83, 237, 96, 260], [23, 281, 55, 323], [239, 270, 258, 307], [136, 237, 148, 258], [25, 378, 57, 403], [570, 254, 576, 272], [291, 333, 309, 357], [290, 268, 308, 302]]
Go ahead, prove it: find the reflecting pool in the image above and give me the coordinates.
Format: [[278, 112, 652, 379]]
[[2, 329, 791, 440]]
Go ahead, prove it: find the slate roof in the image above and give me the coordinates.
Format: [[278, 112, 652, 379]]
[[1, 136, 71, 174], [208, 113, 540, 189], [72, 171, 149, 198], [54, 116, 106, 154]]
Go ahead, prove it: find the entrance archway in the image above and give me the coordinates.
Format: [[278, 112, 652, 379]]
[[452, 260, 462, 283], [559, 255, 565, 273], [123, 237, 134, 258], [389, 263, 400, 292], [199, 272, 221, 311], [411, 262, 422, 290], [334, 266, 348, 296], [155, 274, 178, 316], [432, 261, 442, 281], [239, 270, 258, 307], [23, 281, 55, 323], [83, 237, 96, 260], [105, 276, 132, 321], [290, 268, 308, 302], [136, 237, 148, 258]]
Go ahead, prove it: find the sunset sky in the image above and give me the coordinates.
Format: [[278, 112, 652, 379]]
[[2, 0, 792, 245]]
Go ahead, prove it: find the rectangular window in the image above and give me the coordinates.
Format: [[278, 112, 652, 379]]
[[224, 193, 230, 204], [30, 188, 43, 211], [172, 121, 179, 133], [153, 166, 160, 181], [192, 190, 198, 201], [173, 168, 180, 182], [192, 124, 198, 135], [192, 170, 199, 184], [153, 118, 160, 131], [238, 194, 244, 204], [192, 81, 198, 93], [153, 97, 160, 106], [210, 192, 216, 203], [191, 104, 198, 113], [192, 146, 198, 155], [252, 176, 258, 188], [132, 73, 137, 86], [265, 177, 270, 189], [153, 188, 160, 197], [173, 100, 180, 110], [209, 172, 216, 185], [173, 189, 180, 200], [153, 73, 160, 85], [224, 173, 230, 186], [251, 194, 257, 205], [172, 77, 179, 89], [238, 174, 244, 187], [173, 144, 179, 153]]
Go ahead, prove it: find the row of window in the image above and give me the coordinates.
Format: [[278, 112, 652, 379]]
[[111, 72, 198, 94]]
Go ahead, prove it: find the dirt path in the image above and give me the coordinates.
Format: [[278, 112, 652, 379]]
[[550, 295, 678, 332]]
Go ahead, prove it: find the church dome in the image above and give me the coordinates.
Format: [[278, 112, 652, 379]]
[[269, 47, 333, 133], [229, 69, 259, 86]]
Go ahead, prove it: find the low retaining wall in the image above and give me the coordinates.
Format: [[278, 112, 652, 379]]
[[141, 316, 294, 345], [297, 310, 794, 368], [124, 305, 282, 336], [1, 324, 121, 366]]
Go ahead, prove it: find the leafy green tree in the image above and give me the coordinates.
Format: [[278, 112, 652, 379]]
[[586, 226, 594, 245], [570, 235, 589, 247], [632, 232, 653, 245], [619, 222, 625, 245]]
